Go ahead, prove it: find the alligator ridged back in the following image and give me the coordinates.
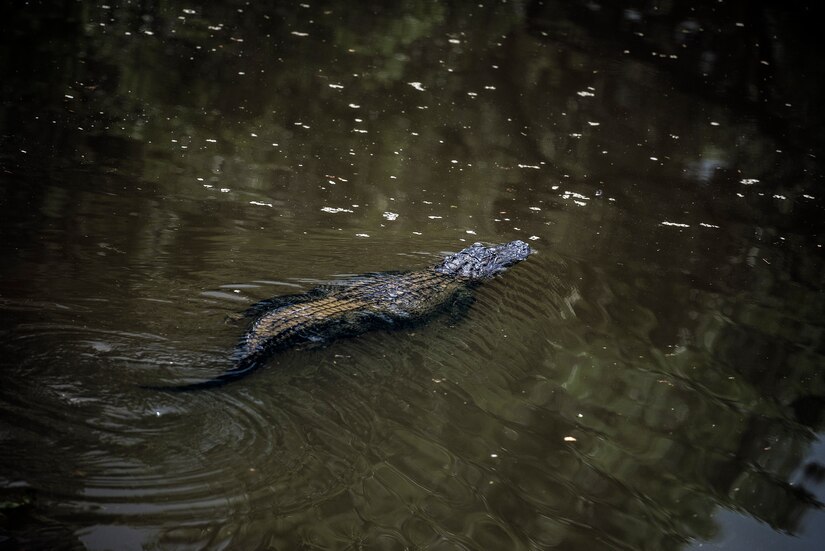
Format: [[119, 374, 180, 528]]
[[240, 269, 461, 356]]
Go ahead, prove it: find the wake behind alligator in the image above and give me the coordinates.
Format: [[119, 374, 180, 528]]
[[143, 240, 531, 391]]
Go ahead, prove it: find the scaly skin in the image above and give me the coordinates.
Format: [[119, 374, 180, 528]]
[[243, 270, 463, 352], [144, 240, 530, 391]]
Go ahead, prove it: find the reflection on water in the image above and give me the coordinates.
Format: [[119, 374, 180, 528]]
[[1, 1, 824, 549]]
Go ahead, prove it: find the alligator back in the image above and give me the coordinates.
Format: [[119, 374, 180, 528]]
[[242, 270, 465, 351]]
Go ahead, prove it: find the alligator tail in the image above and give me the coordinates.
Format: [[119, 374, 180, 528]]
[[139, 352, 267, 393]]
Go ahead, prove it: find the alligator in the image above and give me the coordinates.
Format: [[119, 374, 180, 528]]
[[144, 240, 531, 391]]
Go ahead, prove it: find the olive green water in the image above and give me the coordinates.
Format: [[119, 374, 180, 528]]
[[2, 2, 824, 550]]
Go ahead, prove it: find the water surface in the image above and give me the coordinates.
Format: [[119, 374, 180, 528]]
[[1, 1, 824, 549]]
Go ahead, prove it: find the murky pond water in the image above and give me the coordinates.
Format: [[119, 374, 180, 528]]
[[2, 1, 824, 549]]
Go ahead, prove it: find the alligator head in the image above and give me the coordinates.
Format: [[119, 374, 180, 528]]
[[434, 240, 532, 280]]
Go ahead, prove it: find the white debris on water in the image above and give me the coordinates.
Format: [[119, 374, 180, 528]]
[[249, 201, 273, 207], [428, 215, 442, 219], [529, 206, 541, 211], [773, 194, 788, 200], [328, 84, 344, 89], [321, 207, 354, 214], [587, 121, 600, 126], [740, 178, 759, 185], [355, 233, 369, 238], [577, 90, 595, 97], [382, 212, 399, 221], [661, 221, 690, 227], [529, 235, 540, 240], [465, 230, 477, 235], [205, 138, 217, 143], [408, 82, 426, 91], [699, 222, 720, 228], [291, 31, 309, 37], [562, 191, 589, 201]]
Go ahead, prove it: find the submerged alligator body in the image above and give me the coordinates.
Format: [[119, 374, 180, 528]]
[[147, 240, 531, 391]]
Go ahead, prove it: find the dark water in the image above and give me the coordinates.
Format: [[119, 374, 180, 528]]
[[2, 1, 824, 549]]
